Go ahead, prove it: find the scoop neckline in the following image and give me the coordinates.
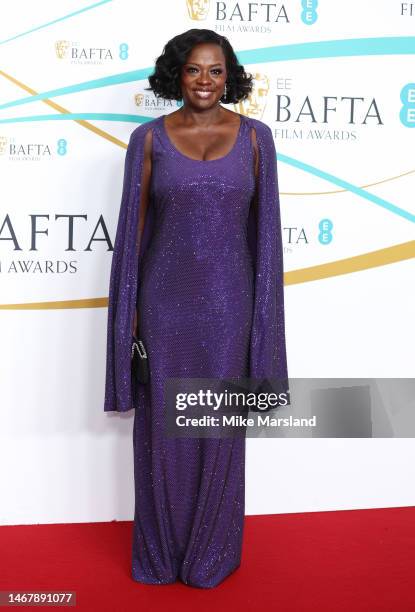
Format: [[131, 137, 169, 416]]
[[160, 112, 243, 163]]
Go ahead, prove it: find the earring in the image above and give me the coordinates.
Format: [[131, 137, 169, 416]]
[[223, 83, 227, 99]]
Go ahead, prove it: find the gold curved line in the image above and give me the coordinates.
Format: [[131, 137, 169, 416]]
[[285, 240, 415, 285], [0, 69, 127, 149], [0, 297, 108, 310], [280, 167, 415, 196], [1, 241, 413, 309]]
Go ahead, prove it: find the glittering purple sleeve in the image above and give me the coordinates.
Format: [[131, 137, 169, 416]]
[[248, 121, 288, 388], [104, 126, 146, 412]]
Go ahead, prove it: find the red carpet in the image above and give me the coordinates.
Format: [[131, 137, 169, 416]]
[[1, 507, 414, 611]]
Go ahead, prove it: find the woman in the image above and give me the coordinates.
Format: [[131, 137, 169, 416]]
[[104, 28, 288, 588]]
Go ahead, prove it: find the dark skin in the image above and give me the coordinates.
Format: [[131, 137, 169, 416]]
[[133, 42, 259, 335]]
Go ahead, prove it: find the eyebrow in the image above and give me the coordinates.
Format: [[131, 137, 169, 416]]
[[185, 62, 223, 67]]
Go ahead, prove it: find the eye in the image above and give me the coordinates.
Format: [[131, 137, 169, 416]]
[[185, 67, 223, 74]]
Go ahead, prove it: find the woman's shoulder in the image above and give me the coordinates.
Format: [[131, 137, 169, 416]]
[[243, 115, 275, 154], [243, 114, 273, 137], [127, 116, 160, 150]]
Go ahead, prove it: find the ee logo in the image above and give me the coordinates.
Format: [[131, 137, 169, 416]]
[[119, 43, 129, 60], [400, 83, 415, 127], [318, 218, 333, 245], [57, 139, 67, 156], [301, 0, 318, 25]]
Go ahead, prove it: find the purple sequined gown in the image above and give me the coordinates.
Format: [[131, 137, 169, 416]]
[[132, 114, 255, 588]]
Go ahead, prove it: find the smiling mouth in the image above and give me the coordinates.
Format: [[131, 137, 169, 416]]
[[193, 90, 214, 98]]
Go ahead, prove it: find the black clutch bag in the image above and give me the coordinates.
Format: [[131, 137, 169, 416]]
[[131, 334, 149, 384]]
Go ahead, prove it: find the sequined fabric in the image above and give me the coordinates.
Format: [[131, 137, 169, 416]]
[[103, 112, 288, 588]]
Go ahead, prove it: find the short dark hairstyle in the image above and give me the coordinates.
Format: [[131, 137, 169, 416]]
[[145, 28, 253, 104]]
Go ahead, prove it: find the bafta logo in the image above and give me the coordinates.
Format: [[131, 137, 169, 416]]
[[186, 0, 209, 20], [234, 73, 270, 119], [0, 136, 8, 155], [134, 93, 144, 107], [55, 40, 70, 59]]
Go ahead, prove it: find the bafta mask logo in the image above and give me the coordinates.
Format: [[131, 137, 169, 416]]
[[55, 40, 70, 59], [0, 136, 8, 155], [234, 73, 270, 119], [186, 0, 210, 20], [134, 93, 144, 107]]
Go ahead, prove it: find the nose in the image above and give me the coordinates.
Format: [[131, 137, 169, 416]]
[[196, 71, 212, 85]]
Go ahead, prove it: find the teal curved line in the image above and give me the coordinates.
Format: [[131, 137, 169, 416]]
[[278, 153, 415, 223], [0, 68, 150, 112], [0, 110, 412, 223], [1, 37, 414, 112], [0, 0, 113, 46], [237, 36, 415, 64], [0, 113, 145, 124]]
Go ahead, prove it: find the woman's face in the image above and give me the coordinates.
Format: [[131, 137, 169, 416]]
[[180, 43, 227, 109]]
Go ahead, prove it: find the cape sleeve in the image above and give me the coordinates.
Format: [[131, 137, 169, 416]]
[[248, 121, 289, 402], [103, 125, 147, 412]]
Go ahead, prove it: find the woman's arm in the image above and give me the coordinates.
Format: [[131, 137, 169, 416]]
[[133, 128, 153, 336], [250, 126, 259, 222], [248, 120, 288, 389]]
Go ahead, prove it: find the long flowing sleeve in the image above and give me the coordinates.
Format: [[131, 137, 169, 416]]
[[248, 120, 288, 402], [104, 125, 147, 412]]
